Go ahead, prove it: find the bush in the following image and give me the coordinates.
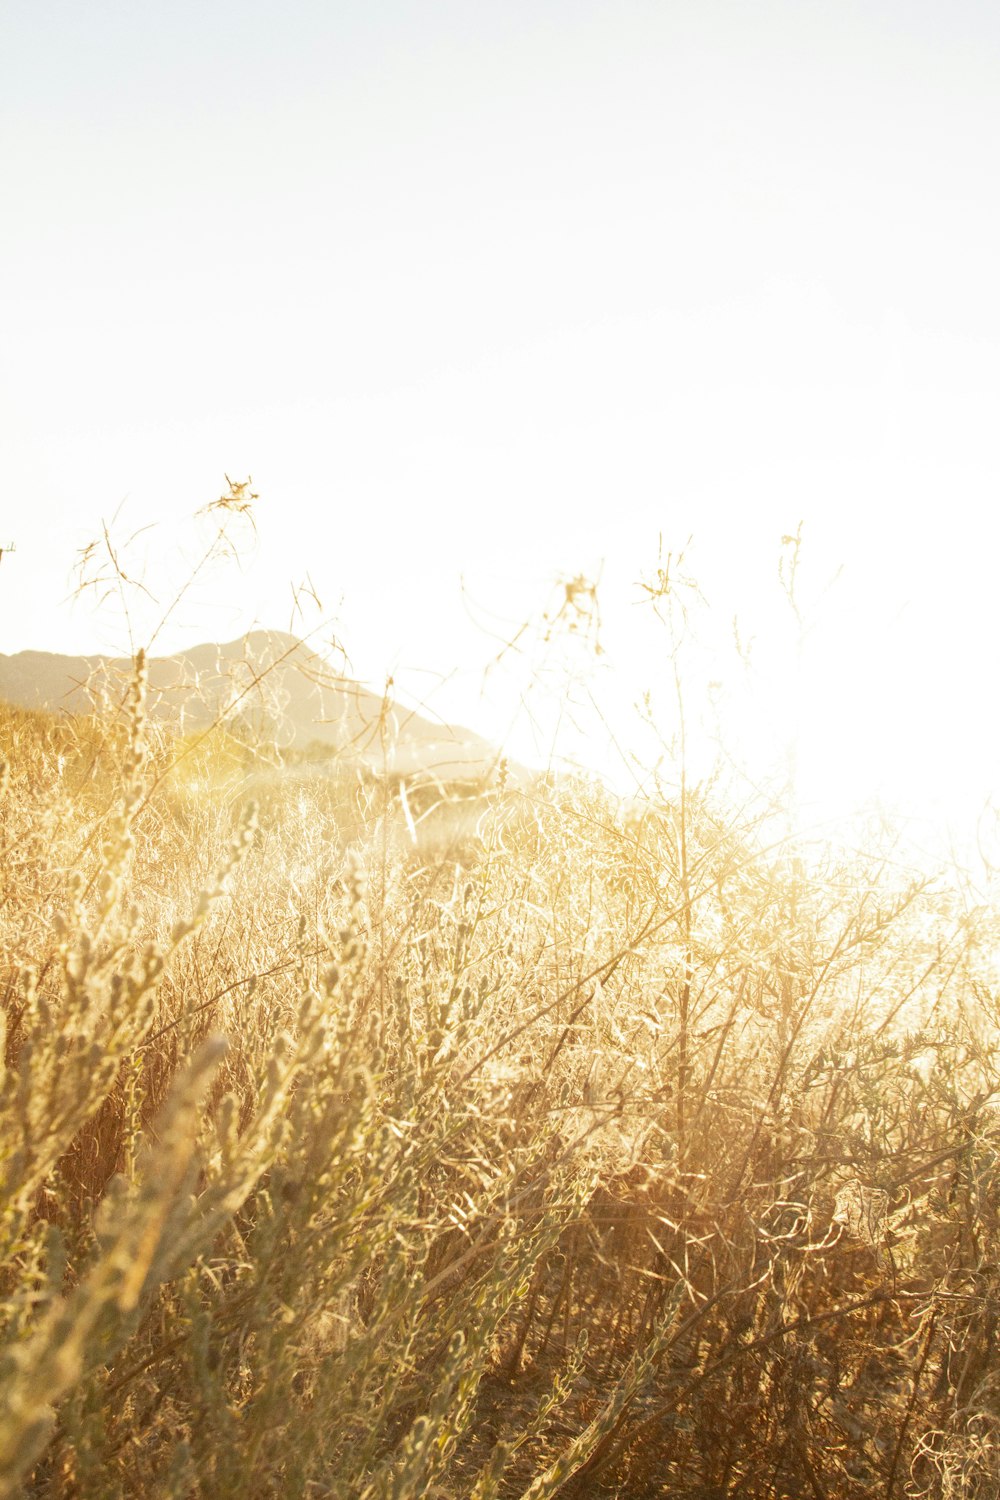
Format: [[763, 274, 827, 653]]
[[2, 610, 1000, 1497]]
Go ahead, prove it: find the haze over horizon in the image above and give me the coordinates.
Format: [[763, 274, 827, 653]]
[[3, 1, 999, 839]]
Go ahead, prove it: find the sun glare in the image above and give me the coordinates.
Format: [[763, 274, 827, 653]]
[[5, 5, 1000, 1490]]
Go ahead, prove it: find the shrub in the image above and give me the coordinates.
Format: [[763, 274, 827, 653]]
[[2, 568, 1000, 1497]]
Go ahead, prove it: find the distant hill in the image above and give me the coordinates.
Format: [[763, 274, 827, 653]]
[[0, 631, 509, 783]]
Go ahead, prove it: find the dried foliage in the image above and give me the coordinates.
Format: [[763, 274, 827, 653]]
[[2, 527, 1000, 1498]]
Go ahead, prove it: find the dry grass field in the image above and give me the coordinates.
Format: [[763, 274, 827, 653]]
[[2, 630, 1000, 1498]]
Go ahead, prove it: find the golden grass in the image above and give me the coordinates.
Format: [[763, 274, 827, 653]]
[[2, 643, 1000, 1498]]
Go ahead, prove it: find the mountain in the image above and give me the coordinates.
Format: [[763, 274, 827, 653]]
[[0, 631, 508, 783]]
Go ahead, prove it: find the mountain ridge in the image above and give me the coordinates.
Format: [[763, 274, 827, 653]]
[[0, 630, 508, 782]]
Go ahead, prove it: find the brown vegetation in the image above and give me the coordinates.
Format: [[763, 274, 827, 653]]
[[2, 637, 1000, 1498]]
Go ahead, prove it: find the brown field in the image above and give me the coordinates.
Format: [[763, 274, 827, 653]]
[[2, 655, 999, 1498]]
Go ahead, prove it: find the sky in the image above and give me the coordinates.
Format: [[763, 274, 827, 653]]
[[2, 1, 1000, 841]]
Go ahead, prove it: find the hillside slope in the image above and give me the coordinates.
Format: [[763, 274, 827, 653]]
[[0, 630, 504, 781]]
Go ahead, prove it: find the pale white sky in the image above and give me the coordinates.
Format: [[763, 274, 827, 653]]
[[2, 1, 999, 833]]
